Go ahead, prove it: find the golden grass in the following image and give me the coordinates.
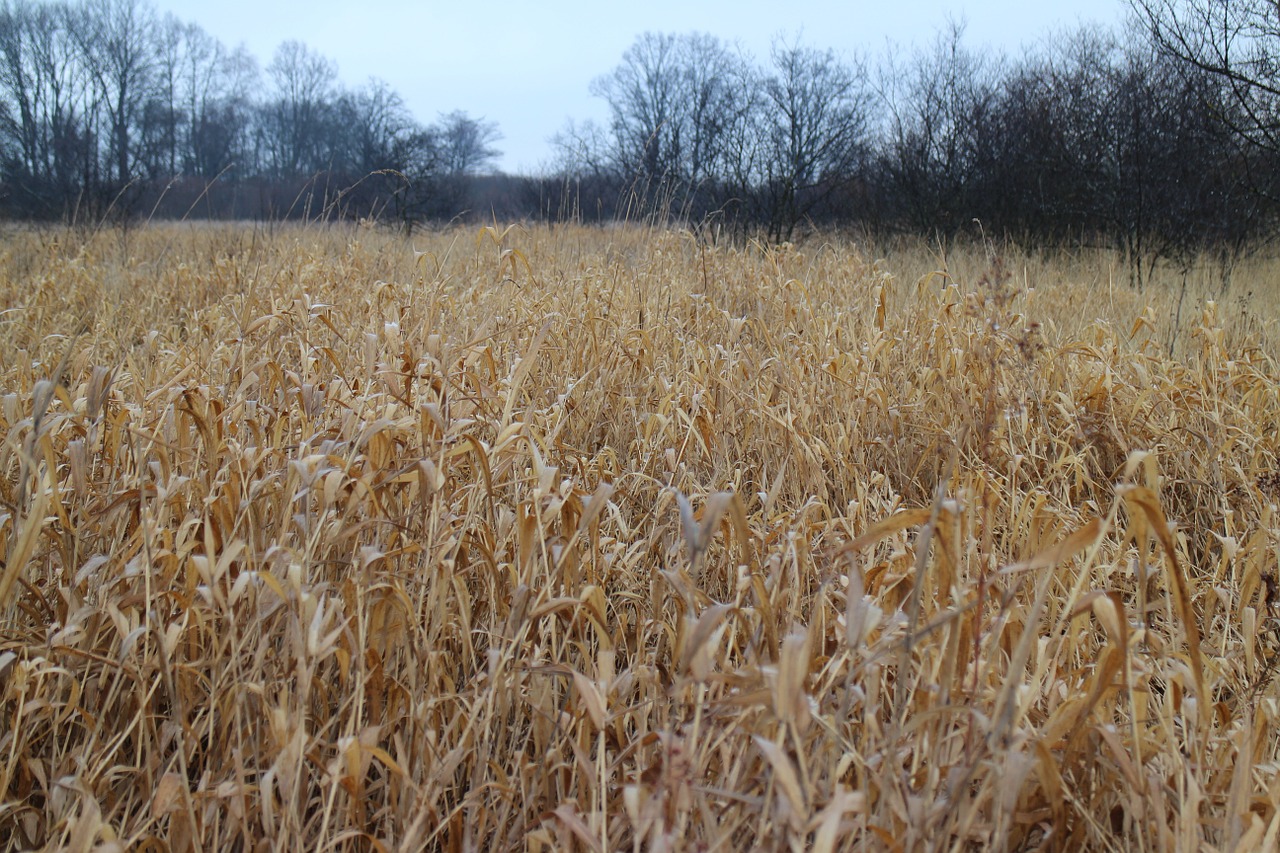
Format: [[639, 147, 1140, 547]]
[[2, 222, 1280, 850]]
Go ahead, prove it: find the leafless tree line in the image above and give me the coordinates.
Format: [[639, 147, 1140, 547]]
[[541, 18, 1280, 286], [1, 0, 1278, 282], [546, 32, 870, 243], [0, 0, 501, 222]]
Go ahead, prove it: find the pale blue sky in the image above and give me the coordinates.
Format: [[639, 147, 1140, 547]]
[[151, 0, 1127, 173]]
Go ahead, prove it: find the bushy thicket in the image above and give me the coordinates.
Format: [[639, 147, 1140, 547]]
[[0, 0, 1277, 279], [538, 22, 1279, 285]]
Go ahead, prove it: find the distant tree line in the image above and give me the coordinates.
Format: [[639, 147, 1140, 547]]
[[537, 19, 1280, 287], [1, 0, 1279, 285], [0, 0, 502, 224]]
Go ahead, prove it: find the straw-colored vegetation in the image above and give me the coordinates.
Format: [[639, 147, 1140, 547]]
[[2, 222, 1280, 851]]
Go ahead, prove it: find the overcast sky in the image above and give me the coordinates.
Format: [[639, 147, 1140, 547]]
[[150, 0, 1128, 174]]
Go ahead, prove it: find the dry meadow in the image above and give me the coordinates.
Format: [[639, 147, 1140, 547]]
[[2, 222, 1280, 851]]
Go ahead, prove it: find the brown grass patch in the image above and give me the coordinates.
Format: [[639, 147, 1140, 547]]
[[2, 222, 1280, 850]]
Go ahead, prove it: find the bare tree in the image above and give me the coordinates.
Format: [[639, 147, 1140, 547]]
[[0, 0, 484, 221], [436, 110, 501, 175], [587, 31, 747, 219], [549, 117, 612, 178], [183, 32, 256, 177], [756, 37, 871, 240], [0, 0, 95, 215], [1131, 0, 1280, 153], [329, 78, 416, 174], [675, 33, 746, 189], [590, 32, 683, 184], [877, 22, 1002, 233], [74, 0, 154, 186], [137, 12, 184, 177], [260, 39, 336, 177], [543, 118, 624, 220]]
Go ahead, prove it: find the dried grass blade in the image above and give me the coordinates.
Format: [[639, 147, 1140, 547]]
[[1, 474, 48, 609], [1120, 485, 1207, 705], [574, 482, 614, 540], [678, 603, 732, 681], [810, 789, 865, 853], [571, 669, 607, 730], [548, 803, 603, 853], [840, 508, 932, 554], [1001, 517, 1103, 575], [724, 491, 757, 569], [753, 735, 808, 822], [774, 628, 812, 730], [501, 319, 552, 429]]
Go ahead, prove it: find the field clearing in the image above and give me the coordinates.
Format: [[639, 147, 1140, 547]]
[[2, 223, 1280, 850]]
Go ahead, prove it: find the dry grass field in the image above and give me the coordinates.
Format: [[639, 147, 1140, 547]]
[[2, 222, 1280, 851]]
